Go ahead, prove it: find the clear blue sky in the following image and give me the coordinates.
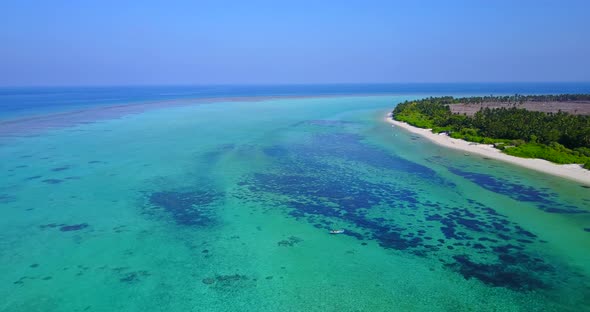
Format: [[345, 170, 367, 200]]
[[1, 0, 589, 86]]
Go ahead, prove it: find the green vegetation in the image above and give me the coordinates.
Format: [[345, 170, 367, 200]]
[[392, 95, 590, 169], [415, 94, 590, 105]]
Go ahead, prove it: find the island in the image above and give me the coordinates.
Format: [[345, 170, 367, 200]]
[[388, 94, 590, 184]]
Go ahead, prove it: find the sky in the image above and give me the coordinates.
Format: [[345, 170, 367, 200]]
[[0, 0, 589, 86]]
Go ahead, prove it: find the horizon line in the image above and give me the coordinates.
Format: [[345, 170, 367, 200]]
[[2, 81, 590, 88]]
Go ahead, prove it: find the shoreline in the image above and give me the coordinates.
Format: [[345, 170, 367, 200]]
[[386, 115, 590, 186]]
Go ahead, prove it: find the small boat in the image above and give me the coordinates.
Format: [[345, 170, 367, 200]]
[[329, 229, 345, 234]]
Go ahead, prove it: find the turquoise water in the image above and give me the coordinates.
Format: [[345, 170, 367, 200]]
[[1, 95, 589, 311]]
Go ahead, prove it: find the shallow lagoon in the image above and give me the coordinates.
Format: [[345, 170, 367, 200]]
[[1, 96, 589, 311]]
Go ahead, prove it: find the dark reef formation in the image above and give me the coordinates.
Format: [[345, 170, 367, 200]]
[[277, 236, 303, 247], [447, 167, 585, 214], [233, 124, 580, 291], [144, 190, 221, 226], [39, 223, 90, 232]]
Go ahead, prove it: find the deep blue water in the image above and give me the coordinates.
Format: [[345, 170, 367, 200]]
[[1, 83, 590, 119]]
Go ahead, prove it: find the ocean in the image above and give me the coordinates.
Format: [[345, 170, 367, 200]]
[[3, 82, 590, 119], [1, 84, 589, 311]]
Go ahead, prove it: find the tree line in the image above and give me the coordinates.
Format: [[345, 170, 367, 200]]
[[392, 95, 590, 168], [455, 94, 590, 105]]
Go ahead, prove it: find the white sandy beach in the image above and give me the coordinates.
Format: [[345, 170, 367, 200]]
[[386, 115, 590, 186]]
